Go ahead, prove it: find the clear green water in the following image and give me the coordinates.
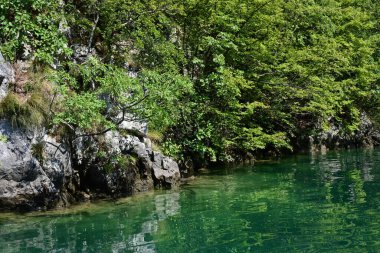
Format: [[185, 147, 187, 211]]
[[2, 149, 380, 252]]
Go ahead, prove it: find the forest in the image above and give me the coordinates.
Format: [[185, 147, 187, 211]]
[[1, 0, 380, 165]]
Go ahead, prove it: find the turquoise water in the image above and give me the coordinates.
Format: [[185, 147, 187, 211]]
[[2, 149, 380, 252]]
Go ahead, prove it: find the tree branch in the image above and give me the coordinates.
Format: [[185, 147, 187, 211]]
[[88, 12, 99, 54], [74, 94, 149, 139]]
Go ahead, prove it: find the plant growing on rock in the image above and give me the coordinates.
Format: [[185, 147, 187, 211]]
[[0, 68, 53, 129], [31, 141, 45, 164], [103, 154, 137, 174], [0, 134, 7, 143], [0, 89, 49, 129]]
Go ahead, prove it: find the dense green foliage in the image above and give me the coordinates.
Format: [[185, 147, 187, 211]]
[[1, 0, 380, 163], [0, 0, 71, 64]]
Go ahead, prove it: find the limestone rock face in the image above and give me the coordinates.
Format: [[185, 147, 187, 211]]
[[0, 119, 181, 211], [0, 52, 181, 211], [0, 52, 14, 101], [0, 120, 76, 211], [307, 112, 380, 152], [72, 44, 95, 63], [118, 113, 148, 134], [77, 130, 181, 196], [152, 154, 181, 188]]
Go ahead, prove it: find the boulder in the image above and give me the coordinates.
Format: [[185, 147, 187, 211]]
[[149, 151, 180, 187], [117, 131, 180, 190], [152, 155, 181, 188]]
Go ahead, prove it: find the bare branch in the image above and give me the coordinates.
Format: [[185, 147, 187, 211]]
[[45, 141, 68, 156], [61, 121, 76, 132], [88, 12, 99, 54]]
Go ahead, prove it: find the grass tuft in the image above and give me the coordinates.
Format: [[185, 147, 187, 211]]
[[0, 70, 51, 129]]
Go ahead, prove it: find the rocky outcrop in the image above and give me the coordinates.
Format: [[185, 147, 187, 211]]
[[307, 113, 380, 152], [0, 52, 14, 101], [75, 128, 180, 198], [0, 120, 77, 211], [0, 117, 181, 210], [72, 44, 96, 63], [117, 112, 148, 134]]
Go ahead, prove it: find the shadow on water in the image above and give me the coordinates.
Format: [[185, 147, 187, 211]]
[[2, 148, 380, 252]]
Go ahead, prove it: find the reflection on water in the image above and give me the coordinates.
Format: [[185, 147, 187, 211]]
[[126, 193, 180, 253], [0, 193, 180, 253], [308, 149, 376, 204], [2, 149, 380, 252]]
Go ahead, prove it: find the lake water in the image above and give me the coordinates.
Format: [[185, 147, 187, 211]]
[[1, 149, 380, 252]]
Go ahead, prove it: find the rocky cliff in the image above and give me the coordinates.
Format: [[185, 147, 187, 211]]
[[0, 120, 76, 210], [295, 113, 380, 153], [0, 54, 181, 211]]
